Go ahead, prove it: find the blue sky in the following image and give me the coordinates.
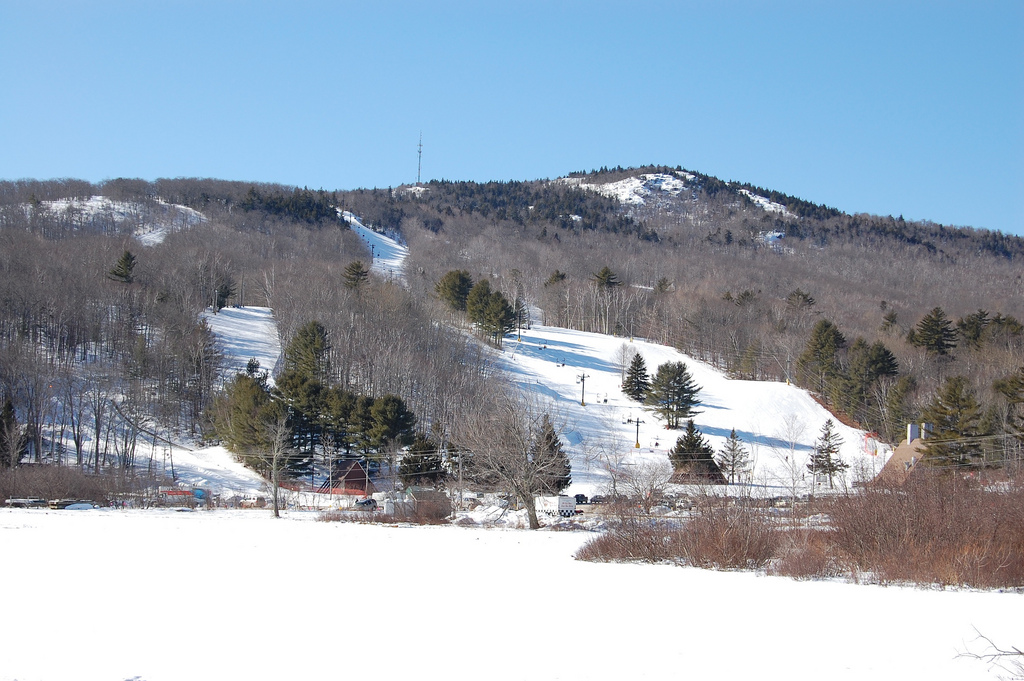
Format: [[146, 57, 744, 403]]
[[2, 1, 1021, 234]]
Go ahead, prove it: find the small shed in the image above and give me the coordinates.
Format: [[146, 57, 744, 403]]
[[405, 486, 451, 518]]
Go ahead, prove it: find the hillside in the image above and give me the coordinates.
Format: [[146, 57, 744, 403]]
[[0, 168, 1020, 504]]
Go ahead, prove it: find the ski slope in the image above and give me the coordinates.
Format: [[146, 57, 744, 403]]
[[341, 210, 408, 282], [498, 325, 887, 498]]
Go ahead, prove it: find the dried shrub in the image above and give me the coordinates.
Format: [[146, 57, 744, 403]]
[[770, 528, 843, 580], [0, 465, 130, 504], [823, 473, 1024, 588], [670, 502, 780, 569], [576, 501, 779, 569]]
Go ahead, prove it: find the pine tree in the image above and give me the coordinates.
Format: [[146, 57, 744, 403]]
[[480, 290, 515, 347], [435, 269, 474, 311], [909, 307, 957, 356], [532, 414, 571, 494], [108, 250, 137, 283], [645, 361, 702, 428], [797, 319, 846, 394], [465, 279, 492, 325], [921, 376, 986, 467], [669, 419, 714, 468], [343, 260, 369, 290], [807, 419, 848, 489], [716, 428, 750, 484], [399, 433, 445, 486], [623, 353, 650, 401], [368, 394, 417, 450], [591, 266, 621, 289]]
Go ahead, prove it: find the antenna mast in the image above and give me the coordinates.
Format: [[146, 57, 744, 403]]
[[417, 132, 422, 185]]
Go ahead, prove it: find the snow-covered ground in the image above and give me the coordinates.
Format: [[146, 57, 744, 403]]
[[203, 305, 282, 384], [567, 172, 689, 205], [39, 195, 205, 245], [0, 508, 1016, 681], [341, 210, 408, 282], [497, 326, 887, 499]]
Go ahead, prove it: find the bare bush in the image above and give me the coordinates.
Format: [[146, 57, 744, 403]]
[[822, 473, 1024, 588], [576, 499, 780, 569], [0, 466, 130, 504]]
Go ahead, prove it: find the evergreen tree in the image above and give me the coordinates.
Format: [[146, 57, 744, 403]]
[[623, 353, 651, 402], [531, 414, 571, 494], [797, 319, 847, 395], [277, 321, 331, 455], [435, 269, 474, 311], [480, 290, 515, 347], [465, 279, 493, 325], [368, 394, 417, 450], [909, 307, 957, 356], [0, 398, 24, 468], [669, 419, 714, 468], [786, 288, 816, 312], [993, 366, 1024, 438], [807, 419, 848, 489], [716, 428, 750, 484], [921, 376, 986, 467], [108, 250, 137, 284], [343, 260, 370, 290], [281, 321, 330, 383], [591, 266, 621, 289], [956, 309, 990, 350], [210, 370, 287, 473], [645, 361, 702, 428], [399, 433, 445, 486]]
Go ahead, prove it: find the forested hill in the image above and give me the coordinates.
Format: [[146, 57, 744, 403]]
[[0, 166, 1021, 475]]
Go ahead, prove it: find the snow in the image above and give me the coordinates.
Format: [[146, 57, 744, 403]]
[[739, 188, 796, 218], [0, 508, 1015, 681], [497, 326, 888, 498], [203, 305, 281, 384], [570, 173, 689, 205], [341, 210, 409, 282], [39, 195, 205, 245]]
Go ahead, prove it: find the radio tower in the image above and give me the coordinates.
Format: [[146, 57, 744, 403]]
[[417, 132, 423, 185]]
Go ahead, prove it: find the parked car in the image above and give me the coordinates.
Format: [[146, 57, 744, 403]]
[[354, 498, 378, 511], [574, 494, 589, 505]]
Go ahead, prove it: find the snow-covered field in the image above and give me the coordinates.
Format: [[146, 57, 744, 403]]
[[0, 508, 1016, 681]]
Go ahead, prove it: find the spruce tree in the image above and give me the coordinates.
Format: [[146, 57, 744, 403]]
[[669, 419, 714, 469], [645, 361, 702, 428], [623, 353, 650, 401], [532, 414, 571, 494], [807, 419, 848, 489], [920, 376, 985, 467], [909, 307, 957, 356], [716, 428, 750, 484]]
